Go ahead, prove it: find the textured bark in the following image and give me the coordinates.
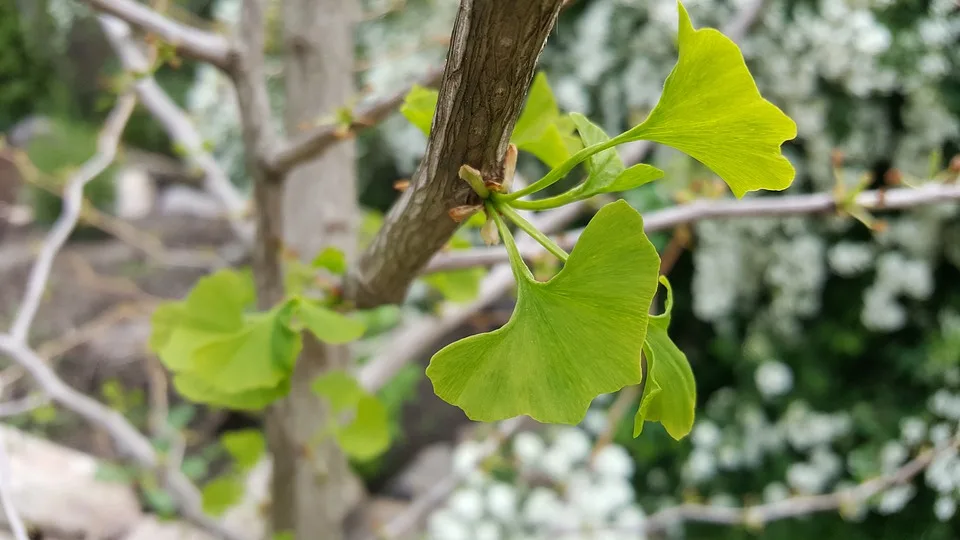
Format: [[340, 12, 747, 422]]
[[264, 0, 363, 538], [345, 0, 565, 308]]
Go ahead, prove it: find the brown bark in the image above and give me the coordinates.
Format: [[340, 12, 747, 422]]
[[344, 0, 565, 308]]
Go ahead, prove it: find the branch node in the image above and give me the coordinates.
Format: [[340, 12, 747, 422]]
[[459, 164, 490, 198]]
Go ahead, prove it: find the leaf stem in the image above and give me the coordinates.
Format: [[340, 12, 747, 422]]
[[486, 202, 535, 282], [497, 203, 569, 263], [500, 135, 625, 201], [498, 189, 581, 211]]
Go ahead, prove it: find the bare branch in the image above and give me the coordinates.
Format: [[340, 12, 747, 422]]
[[424, 182, 960, 273], [83, 0, 234, 68], [9, 93, 137, 342], [0, 431, 28, 540], [267, 67, 444, 173], [98, 14, 253, 244], [641, 438, 959, 535], [0, 394, 49, 417], [344, 0, 567, 308]]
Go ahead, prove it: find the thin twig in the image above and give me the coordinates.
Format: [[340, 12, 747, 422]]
[[9, 93, 137, 343], [425, 182, 960, 273], [83, 0, 234, 68], [0, 431, 29, 540], [640, 438, 960, 535], [98, 14, 253, 244], [268, 66, 444, 173], [0, 394, 49, 418]]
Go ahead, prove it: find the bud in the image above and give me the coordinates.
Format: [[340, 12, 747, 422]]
[[481, 217, 500, 246], [884, 168, 902, 185], [448, 204, 483, 223], [501, 143, 518, 193], [393, 179, 410, 191], [950, 155, 960, 174], [831, 149, 844, 168], [458, 164, 490, 198]]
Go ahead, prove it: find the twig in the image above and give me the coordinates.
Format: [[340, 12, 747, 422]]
[[83, 0, 234, 69], [98, 14, 253, 244], [267, 66, 444, 174], [0, 431, 28, 540], [425, 182, 960, 273], [641, 438, 960, 535], [9, 93, 137, 343], [0, 394, 49, 418]]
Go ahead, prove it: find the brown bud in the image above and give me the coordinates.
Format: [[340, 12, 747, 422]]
[[831, 149, 844, 168], [884, 168, 902, 185], [950, 155, 960, 173], [448, 204, 483, 223], [393, 179, 410, 191], [501, 143, 518, 193]]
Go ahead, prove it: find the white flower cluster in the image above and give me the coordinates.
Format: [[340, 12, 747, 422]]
[[427, 426, 647, 540]]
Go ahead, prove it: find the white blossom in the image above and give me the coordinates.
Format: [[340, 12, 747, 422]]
[[755, 361, 795, 399]]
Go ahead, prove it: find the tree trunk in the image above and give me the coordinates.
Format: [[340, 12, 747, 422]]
[[264, 0, 363, 539]]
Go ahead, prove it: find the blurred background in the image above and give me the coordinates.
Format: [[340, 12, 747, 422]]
[[1, 0, 959, 539]]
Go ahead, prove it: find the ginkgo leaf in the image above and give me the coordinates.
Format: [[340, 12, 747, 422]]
[[400, 84, 438, 136], [312, 247, 347, 275], [616, 1, 797, 198], [511, 73, 582, 168], [426, 200, 661, 424], [173, 373, 291, 411], [201, 475, 244, 516], [296, 298, 366, 344], [183, 269, 256, 332], [563, 114, 666, 200], [149, 301, 186, 353], [220, 430, 266, 472], [312, 369, 366, 413], [424, 268, 484, 303], [633, 277, 696, 440], [189, 304, 302, 392], [333, 395, 391, 461]]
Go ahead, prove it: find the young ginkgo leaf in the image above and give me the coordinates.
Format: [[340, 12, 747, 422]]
[[188, 304, 302, 393], [173, 373, 291, 411], [426, 200, 661, 424], [512, 73, 582, 168], [312, 247, 347, 275], [201, 475, 244, 517], [633, 277, 696, 440], [617, 1, 797, 198], [399, 84, 438, 136], [312, 369, 366, 414], [333, 395, 391, 462], [220, 429, 266, 473], [296, 298, 366, 344]]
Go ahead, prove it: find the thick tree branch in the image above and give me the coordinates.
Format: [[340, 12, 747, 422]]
[[423, 182, 960, 272], [344, 0, 566, 308], [83, 0, 234, 68], [267, 67, 444, 173], [98, 15, 253, 243]]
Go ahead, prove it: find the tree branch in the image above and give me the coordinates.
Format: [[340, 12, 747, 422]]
[[0, 94, 242, 540], [9, 93, 137, 342], [0, 431, 28, 540], [344, 0, 567, 308], [423, 182, 960, 273], [267, 66, 444, 174], [83, 0, 234, 69], [98, 15, 253, 244], [641, 437, 960, 535]]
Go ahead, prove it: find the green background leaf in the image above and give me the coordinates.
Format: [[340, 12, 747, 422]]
[[426, 200, 661, 424], [399, 84, 438, 136], [220, 430, 266, 472], [297, 299, 366, 344], [311, 247, 347, 275], [333, 395, 391, 462], [512, 73, 582, 168], [201, 475, 245, 517], [312, 369, 366, 413]]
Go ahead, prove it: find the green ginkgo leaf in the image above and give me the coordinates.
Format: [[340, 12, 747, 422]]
[[633, 277, 696, 440], [426, 200, 661, 424], [511, 73, 582, 168], [312, 247, 347, 275], [296, 298, 366, 344], [606, 164, 666, 193], [399, 84, 438, 136], [333, 395, 391, 462], [312, 369, 366, 413], [173, 373, 291, 411], [220, 429, 266, 472], [148, 301, 187, 353], [201, 475, 244, 516], [189, 304, 301, 392], [617, 1, 797, 198]]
